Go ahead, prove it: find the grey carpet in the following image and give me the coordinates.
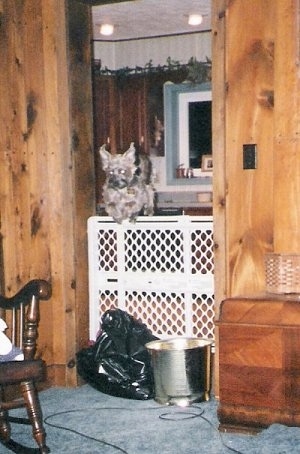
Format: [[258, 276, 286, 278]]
[[2, 385, 300, 453]]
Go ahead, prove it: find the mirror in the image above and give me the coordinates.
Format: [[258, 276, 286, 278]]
[[164, 82, 212, 186]]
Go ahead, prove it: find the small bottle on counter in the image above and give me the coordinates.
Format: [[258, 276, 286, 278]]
[[186, 168, 194, 178], [176, 165, 185, 178]]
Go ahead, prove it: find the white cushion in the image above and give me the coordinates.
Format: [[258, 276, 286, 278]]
[[0, 346, 24, 362]]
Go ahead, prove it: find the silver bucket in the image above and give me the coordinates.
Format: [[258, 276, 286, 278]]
[[146, 337, 213, 406]]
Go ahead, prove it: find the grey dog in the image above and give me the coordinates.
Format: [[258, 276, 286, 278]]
[[99, 142, 155, 224]]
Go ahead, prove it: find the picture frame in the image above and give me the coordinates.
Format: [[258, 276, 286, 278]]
[[201, 154, 213, 172]]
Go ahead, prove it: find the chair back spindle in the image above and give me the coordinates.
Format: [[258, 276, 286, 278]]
[[10, 302, 24, 351]]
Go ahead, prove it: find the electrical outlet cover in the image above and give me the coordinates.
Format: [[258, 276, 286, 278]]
[[243, 144, 257, 169]]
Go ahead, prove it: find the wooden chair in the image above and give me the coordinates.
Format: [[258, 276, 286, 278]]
[[0, 279, 51, 453]]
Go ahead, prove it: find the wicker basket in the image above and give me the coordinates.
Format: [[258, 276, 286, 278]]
[[265, 253, 300, 294]]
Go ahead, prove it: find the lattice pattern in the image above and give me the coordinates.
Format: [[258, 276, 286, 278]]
[[191, 229, 214, 274], [99, 290, 118, 314], [126, 291, 186, 337], [96, 289, 215, 339], [97, 230, 117, 272], [124, 229, 184, 273], [88, 216, 214, 341], [192, 293, 215, 339]]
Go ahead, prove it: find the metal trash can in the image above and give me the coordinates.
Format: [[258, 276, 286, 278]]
[[146, 337, 213, 406]]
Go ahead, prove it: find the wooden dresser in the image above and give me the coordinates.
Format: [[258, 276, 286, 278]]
[[216, 294, 300, 433]]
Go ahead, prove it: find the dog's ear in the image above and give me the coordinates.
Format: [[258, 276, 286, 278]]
[[99, 144, 111, 170], [123, 142, 136, 164]]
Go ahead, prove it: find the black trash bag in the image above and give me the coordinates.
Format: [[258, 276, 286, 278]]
[[76, 309, 159, 400]]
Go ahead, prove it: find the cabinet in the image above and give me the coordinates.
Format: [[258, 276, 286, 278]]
[[88, 215, 214, 342], [92, 70, 189, 204], [216, 294, 300, 433], [118, 76, 148, 150], [183, 207, 212, 216], [93, 76, 119, 204]]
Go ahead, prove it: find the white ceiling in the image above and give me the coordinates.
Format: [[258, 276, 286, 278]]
[[92, 0, 211, 41]]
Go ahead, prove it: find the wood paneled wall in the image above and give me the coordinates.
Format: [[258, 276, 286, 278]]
[[213, 0, 300, 394], [274, 0, 300, 251], [0, 0, 95, 386], [226, 0, 275, 296], [214, 0, 300, 299], [213, 0, 275, 302]]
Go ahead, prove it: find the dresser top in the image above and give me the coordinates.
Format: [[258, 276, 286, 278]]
[[217, 293, 300, 326]]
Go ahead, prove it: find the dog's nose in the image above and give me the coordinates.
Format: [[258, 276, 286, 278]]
[[108, 175, 128, 189]]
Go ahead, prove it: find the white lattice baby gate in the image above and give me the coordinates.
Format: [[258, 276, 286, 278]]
[[88, 215, 214, 341]]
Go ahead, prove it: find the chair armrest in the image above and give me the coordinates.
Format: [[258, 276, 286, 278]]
[[0, 280, 51, 310]]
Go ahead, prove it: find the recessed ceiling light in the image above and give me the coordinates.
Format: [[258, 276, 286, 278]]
[[99, 24, 114, 36], [188, 14, 203, 26]]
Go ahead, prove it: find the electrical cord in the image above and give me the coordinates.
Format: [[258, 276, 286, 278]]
[[44, 408, 130, 454], [44, 405, 167, 454], [159, 408, 204, 421], [191, 404, 245, 454], [44, 404, 245, 454]]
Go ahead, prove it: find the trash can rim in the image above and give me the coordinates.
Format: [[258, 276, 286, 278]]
[[145, 337, 213, 351]]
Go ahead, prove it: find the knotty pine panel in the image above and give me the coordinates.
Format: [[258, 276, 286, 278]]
[[273, 0, 300, 252], [0, 0, 94, 386], [225, 0, 275, 296]]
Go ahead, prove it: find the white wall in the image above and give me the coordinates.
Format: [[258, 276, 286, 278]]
[[93, 32, 211, 69]]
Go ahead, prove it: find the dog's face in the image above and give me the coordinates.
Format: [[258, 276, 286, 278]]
[[99, 142, 155, 223], [100, 142, 137, 190]]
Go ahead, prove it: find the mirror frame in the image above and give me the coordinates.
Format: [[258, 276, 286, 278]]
[[164, 82, 212, 186]]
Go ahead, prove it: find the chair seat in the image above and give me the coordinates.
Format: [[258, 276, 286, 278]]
[[0, 359, 45, 385]]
